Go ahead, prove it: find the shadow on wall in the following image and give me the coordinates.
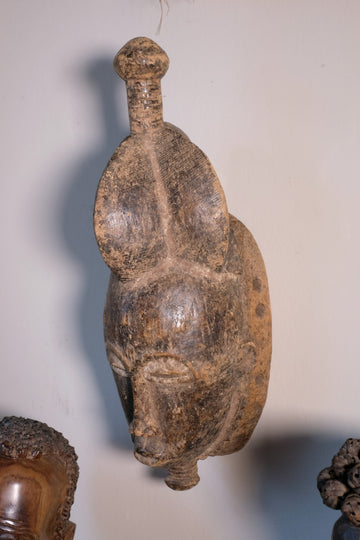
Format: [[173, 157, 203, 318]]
[[59, 55, 132, 450], [228, 432, 350, 540]]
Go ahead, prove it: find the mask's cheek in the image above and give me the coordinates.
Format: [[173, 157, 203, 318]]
[[152, 382, 197, 453], [179, 379, 234, 456]]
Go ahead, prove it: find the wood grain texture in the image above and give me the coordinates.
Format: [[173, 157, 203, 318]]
[[0, 417, 78, 539], [94, 37, 272, 490]]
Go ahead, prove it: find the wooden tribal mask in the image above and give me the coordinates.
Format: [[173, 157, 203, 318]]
[[94, 37, 272, 490], [0, 417, 79, 540]]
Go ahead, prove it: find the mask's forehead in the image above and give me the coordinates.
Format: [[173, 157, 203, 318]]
[[105, 271, 243, 367]]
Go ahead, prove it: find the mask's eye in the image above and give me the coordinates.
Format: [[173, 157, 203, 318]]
[[144, 356, 194, 383], [107, 350, 129, 377], [112, 362, 128, 377], [106, 349, 134, 424]]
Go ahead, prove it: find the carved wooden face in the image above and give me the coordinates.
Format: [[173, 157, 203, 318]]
[[94, 37, 271, 489], [0, 456, 68, 540], [105, 271, 244, 468]]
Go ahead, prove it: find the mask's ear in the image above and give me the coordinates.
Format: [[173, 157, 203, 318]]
[[94, 38, 230, 280], [93, 126, 230, 279]]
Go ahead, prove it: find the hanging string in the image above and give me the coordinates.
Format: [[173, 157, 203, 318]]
[[157, 0, 170, 35]]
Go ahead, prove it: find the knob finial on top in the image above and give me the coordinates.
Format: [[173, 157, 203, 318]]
[[114, 37, 169, 81]]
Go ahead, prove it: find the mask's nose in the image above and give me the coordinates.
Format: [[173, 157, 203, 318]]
[[129, 384, 165, 461], [128, 376, 156, 436], [129, 418, 156, 439]]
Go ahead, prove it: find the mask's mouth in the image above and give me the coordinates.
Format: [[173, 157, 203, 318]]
[[133, 432, 168, 467], [134, 449, 164, 467]]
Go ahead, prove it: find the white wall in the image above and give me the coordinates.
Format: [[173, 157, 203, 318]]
[[1, 1, 360, 538]]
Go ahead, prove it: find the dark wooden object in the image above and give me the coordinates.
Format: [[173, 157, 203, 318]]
[[0, 417, 79, 539], [94, 37, 271, 490], [318, 439, 360, 539]]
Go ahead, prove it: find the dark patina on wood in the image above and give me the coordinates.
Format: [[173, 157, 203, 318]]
[[318, 439, 360, 539], [0, 416, 79, 539], [94, 37, 272, 490]]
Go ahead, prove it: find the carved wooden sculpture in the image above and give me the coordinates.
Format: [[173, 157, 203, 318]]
[[94, 37, 271, 490], [0, 416, 79, 539], [318, 438, 360, 539]]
